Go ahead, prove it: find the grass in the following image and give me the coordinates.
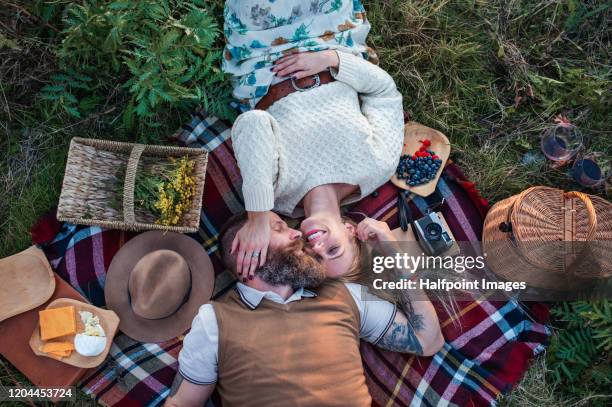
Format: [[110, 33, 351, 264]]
[[366, 0, 610, 201], [1, 0, 610, 405]]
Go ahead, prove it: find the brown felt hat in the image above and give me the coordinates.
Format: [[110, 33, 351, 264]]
[[105, 231, 214, 343], [0, 246, 56, 322]]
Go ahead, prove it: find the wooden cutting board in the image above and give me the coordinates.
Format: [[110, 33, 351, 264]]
[[0, 246, 55, 322], [391, 122, 451, 197], [30, 298, 119, 369]]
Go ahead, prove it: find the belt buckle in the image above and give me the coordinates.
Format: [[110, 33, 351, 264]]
[[291, 73, 320, 92]]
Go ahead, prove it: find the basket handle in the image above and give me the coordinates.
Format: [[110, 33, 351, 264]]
[[564, 191, 597, 241], [123, 144, 146, 224], [499, 186, 540, 237]]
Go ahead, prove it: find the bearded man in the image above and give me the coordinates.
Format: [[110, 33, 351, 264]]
[[165, 213, 443, 407]]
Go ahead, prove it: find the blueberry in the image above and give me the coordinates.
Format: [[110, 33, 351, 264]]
[[409, 169, 415, 174]]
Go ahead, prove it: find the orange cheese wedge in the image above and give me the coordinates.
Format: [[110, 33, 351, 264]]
[[38, 344, 73, 358], [41, 341, 75, 353], [47, 349, 72, 358], [39, 306, 77, 341]]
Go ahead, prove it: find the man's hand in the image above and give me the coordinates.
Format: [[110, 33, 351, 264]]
[[356, 217, 394, 242], [231, 211, 271, 281], [272, 50, 339, 79]]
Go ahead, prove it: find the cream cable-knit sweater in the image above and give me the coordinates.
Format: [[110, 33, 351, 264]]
[[231, 51, 404, 217]]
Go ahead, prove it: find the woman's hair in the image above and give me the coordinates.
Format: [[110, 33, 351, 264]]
[[337, 217, 401, 304], [339, 216, 461, 321], [338, 217, 371, 283]]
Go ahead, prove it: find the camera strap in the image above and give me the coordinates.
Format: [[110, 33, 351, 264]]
[[397, 187, 446, 236], [397, 190, 419, 240], [422, 188, 445, 213]]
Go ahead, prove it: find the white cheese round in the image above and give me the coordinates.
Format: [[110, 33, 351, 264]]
[[74, 334, 107, 357]]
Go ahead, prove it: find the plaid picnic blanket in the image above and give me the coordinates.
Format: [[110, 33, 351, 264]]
[[33, 111, 550, 407]]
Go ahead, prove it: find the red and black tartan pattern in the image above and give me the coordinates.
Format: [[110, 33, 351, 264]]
[[33, 112, 550, 407]]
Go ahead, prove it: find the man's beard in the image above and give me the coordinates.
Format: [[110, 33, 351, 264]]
[[256, 241, 326, 289]]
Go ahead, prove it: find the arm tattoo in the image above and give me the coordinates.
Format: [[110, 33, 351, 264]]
[[169, 373, 184, 397], [378, 290, 425, 355], [378, 319, 424, 355], [398, 291, 425, 331]]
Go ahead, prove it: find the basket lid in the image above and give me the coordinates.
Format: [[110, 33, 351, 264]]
[[510, 186, 596, 242], [483, 187, 612, 284]]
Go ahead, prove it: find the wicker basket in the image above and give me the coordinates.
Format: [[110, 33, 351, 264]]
[[482, 186, 612, 289], [57, 138, 208, 233]]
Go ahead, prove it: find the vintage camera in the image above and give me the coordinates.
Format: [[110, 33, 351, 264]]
[[413, 212, 454, 255]]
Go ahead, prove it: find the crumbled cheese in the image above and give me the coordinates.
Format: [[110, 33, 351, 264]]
[[79, 311, 93, 324], [78, 311, 105, 337]]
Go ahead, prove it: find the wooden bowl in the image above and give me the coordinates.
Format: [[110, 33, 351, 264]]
[[391, 122, 451, 197], [29, 298, 119, 368]]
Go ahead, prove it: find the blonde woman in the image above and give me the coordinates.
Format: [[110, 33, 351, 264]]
[[223, 0, 405, 279]]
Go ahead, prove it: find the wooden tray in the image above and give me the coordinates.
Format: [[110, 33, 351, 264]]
[[391, 122, 451, 197], [29, 298, 119, 368]]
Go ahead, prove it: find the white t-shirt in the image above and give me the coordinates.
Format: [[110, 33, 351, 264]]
[[178, 282, 396, 385]]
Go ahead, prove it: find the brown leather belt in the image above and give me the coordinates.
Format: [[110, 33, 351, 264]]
[[255, 70, 335, 110]]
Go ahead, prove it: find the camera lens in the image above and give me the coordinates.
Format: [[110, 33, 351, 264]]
[[425, 223, 442, 240]]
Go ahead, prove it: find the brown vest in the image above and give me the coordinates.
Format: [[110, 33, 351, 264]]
[[213, 281, 371, 407]]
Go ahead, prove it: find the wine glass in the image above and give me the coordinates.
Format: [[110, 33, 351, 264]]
[[540, 124, 584, 166], [571, 152, 610, 188]]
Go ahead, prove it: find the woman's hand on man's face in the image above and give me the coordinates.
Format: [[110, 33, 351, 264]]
[[356, 218, 394, 242], [271, 50, 339, 79], [231, 211, 271, 281]]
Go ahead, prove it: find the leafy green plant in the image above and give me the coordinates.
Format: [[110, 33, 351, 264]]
[[40, 0, 234, 131], [548, 301, 611, 403]]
